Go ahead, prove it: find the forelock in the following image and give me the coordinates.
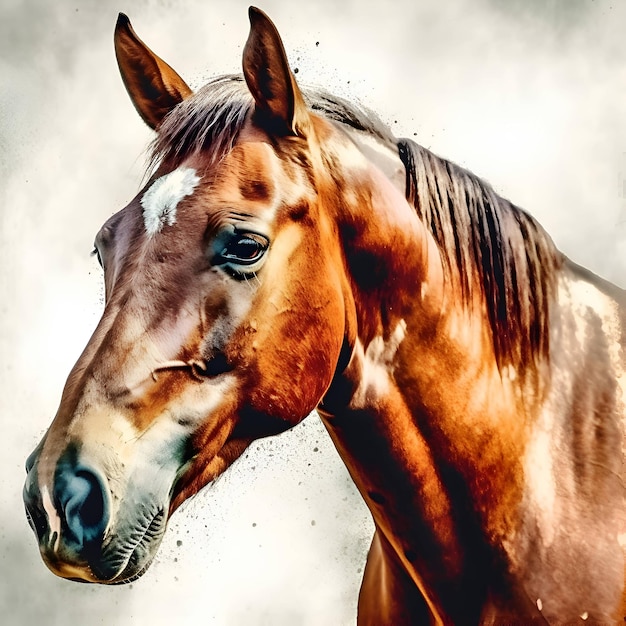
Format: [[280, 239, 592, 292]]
[[147, 75, 253, 174]]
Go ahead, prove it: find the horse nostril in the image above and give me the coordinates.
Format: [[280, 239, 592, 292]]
[[66, 473, 103, 529], [56, 467, 110, 547]]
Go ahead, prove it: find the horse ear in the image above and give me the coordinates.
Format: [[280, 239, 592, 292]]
[[242, 7, 310, 136], [114, 13, 192, 130]]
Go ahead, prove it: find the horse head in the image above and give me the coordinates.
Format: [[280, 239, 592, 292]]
[[23, 8, 425, 584]]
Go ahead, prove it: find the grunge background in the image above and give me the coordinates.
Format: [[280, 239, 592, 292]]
[[1, 1, 625, 624]]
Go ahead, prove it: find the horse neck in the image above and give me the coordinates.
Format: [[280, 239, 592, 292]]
[[327, 127, 445, 343], [318, 130, 525, 618]]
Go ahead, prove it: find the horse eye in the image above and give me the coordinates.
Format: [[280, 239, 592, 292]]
[[219, 233, 268, 265]]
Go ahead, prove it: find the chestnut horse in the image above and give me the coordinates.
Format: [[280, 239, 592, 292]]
[[23, 7, 625, 624]]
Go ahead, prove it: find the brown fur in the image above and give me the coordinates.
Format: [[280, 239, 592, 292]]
[[23, 8, 626, 624]]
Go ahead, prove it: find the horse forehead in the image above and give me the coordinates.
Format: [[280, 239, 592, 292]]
[[212, 141, 311, 210]]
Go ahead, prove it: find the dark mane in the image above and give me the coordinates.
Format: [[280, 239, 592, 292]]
[[398, 140, 562, 375], [151, 75, 562, 376]]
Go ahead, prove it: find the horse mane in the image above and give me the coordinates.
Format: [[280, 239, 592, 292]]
[[398, 140, 562, 375], [150, 75, 562, 377]]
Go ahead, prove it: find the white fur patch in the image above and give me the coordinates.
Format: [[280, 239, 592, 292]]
[[343, 127, 405, 189], [524, 418, 557, 546], [351, 320, 407, 407], [561, 277, 626, 444], [366, 320, 408, 367], [523, 273, 625, 548], [41, 485, 61, 552], [140, 167, 200, 236]]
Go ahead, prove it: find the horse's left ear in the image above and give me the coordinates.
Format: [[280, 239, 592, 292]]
[[114, 13, 192, 130], [243, 7, 310, 137]]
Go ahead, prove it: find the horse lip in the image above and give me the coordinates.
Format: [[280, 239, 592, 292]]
[[90, 507, 167, 583], [44, 557, 94, 582], [26, 491, 164, 585]]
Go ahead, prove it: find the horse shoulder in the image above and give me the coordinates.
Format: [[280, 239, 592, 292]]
[[512, 259, 626, 621]]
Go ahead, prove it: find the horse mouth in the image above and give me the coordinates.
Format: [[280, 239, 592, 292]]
[[91, 506, 167, 584]]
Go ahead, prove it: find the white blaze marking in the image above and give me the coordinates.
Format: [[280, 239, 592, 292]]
[[140, 167, 200, 236], [536, 598, 543, 611]]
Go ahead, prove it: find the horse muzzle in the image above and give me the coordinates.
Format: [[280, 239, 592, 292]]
[[23, 440, 167, 584]]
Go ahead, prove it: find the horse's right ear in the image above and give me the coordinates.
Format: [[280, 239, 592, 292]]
[[243, 7, 310, 137], [114, 13, 192, 130]]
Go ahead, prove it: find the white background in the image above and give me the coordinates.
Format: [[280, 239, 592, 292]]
[[1, 1, 625, 624]]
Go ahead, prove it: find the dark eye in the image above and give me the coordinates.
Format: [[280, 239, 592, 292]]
[[220, 235, 267, 264]]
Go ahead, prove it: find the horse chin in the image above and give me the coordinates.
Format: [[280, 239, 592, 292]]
[[40, 505, 168, 585]]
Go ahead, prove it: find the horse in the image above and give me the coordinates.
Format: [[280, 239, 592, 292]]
[[23, 7, 626, 624]]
